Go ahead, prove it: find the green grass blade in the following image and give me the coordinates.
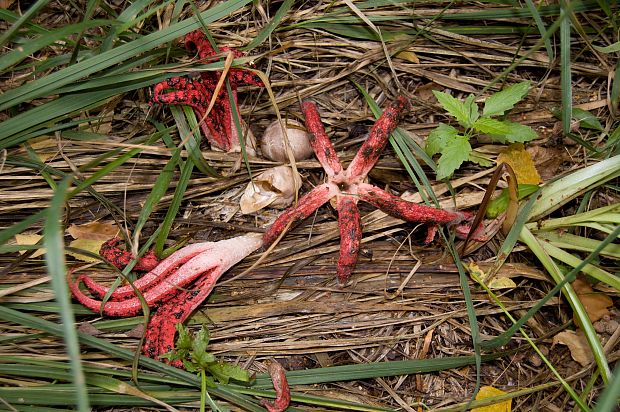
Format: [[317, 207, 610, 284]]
[[560, 0, 573, 135], [519, 226, 611, 383], [43, 177, 90, 411], [0, 0, 51, 47]]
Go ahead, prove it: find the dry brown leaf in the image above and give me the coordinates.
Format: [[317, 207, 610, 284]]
[[0, 0, 15, 9], [571, 277, 613, 323], [526, 145, 565, 181], [472, 386, 512, 412], [552, 329, 593, 367], [66, 221, 120, 240], [496, 143, 541, 185], [14, 234, 45, 257]]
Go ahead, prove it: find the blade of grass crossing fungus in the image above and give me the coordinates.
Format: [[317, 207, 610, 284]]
[[354, 84, 439, 205], [0, 0, 253, 111], [43, 178, 91, 411]]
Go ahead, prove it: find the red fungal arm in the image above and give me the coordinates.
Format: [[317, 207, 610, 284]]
[[347, 96, 410, 179], [261, 361, 291, 412], [301, 101, 343, 177], [99, 237, 160, 272], [357, 183, 465, 225], [336, 196, 361, 284], [263, 183, 338, 246], [83, 242, 216, 301], [142, 272, 220, 362]]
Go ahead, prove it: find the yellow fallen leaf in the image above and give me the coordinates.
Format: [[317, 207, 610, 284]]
[[14, 234, 45, 258], [496, 143, 541, 185], [66, 238, 106, 263], [552, 330, 593, 367], [488, 277, 517, 290], [395, 50, 420, 63], [467, 262, 516, 290], [472, 386, 512, 412], [66, 221, 120, 241]]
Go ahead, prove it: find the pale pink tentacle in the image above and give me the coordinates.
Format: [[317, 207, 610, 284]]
[[81, 242, 216, 301]]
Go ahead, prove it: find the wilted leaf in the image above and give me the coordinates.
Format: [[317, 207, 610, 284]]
[[571, 277, 613, 323], [497, 143, 541, 185], [240, 166, 302, 214], [472, 386, 512, 412], [66, 238, 106, 263], [14, 234, 45, 257], [67, 221, 119, 240], [467, 262, 516, 290], [553, 330, 593, 367]]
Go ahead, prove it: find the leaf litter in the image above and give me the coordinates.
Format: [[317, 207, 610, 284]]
[[0, 1, 618, 411]]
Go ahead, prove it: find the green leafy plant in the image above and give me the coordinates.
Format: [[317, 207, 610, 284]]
[[163, 324, 251, 386], [425, 81, 537, 179]]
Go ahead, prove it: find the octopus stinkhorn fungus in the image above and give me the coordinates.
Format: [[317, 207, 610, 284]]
[[152, 30, 263, 153], [261, 96, 486, 283], [69, 234, 263, 353]]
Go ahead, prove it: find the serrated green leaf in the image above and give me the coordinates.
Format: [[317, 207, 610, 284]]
[[436, 134, 472, 180], [464, 94, 479, 125], [482, 81, 531, 116], [572, 108, 604, 131], [425, 123, 459, 156], [497, 121, 538, 143], [208, 361, 251, 384], [473, 117, 514, 135], [433, 90, 477, 128]]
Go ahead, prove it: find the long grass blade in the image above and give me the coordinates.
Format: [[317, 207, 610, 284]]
[[43, 177, 90, 411]]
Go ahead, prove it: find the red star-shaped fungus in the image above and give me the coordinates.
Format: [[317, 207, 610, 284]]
[[262, 96, 484, 283]]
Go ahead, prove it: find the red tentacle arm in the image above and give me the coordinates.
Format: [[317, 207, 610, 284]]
[[262, 183, 338, 246], [143, 272, 221, 362], [357, 183, 466, 225], [82, 242, 216, 301], [346, 96, 410, 179], [99, 237, 160, 272], [261, 361, 291, 412], [336, 196, 362, 284], [301, 101, 343, 177]]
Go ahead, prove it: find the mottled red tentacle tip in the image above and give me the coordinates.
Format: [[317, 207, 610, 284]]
[[99, 237, 159, 272], [261, 361, 291, 412]]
